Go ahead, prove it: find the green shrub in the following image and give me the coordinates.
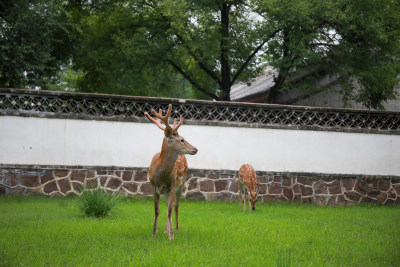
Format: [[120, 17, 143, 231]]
[[76, 188, 119, 218]]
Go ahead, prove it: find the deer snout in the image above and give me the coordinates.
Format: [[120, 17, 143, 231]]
[[190, 147, 198, 155]]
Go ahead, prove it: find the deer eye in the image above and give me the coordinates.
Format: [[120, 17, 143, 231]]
[[180, 139, 185, 143]]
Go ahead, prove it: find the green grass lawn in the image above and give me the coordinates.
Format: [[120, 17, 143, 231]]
[[0, 196, 399, 266]]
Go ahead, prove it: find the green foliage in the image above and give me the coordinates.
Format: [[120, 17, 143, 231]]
[[76, 188, 119, 218], [0, 0, 75, 89], [1, 0, 399, 108], [68, 0, 400, 108]]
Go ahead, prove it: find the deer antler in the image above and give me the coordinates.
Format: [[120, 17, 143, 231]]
[[144, 104, 172, 131], [171, 115, 183, 133], [144, 104, 183, 133]]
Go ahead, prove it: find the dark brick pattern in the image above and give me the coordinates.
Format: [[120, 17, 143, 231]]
[[1, 166, 399, 205]]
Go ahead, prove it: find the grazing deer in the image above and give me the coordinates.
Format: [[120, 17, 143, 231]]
[[144, 104, 197, 240], [237, 164, 260, 211]]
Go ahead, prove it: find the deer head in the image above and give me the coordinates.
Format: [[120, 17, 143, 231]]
[[144, 104, 198, 156], [249, 180, 260, 210]]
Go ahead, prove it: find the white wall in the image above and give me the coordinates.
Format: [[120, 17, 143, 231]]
[[1, 115, 399, 176]]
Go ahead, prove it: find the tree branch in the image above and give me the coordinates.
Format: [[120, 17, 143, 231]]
[[230, 29, 281, 86], [167, 59, 220, 100]]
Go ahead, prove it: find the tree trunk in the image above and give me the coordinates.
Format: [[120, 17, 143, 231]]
[[220, 3, 231, 101]]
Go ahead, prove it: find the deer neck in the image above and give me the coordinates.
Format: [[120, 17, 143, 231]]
[[157, 137, 178, 176]]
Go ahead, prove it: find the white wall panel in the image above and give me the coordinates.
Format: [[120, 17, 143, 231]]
[[1, 116, 399, 176]]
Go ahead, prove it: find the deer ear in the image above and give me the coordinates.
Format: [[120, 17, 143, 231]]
[[164, 126, 173, 138]]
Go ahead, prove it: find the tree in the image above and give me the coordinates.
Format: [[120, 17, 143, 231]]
[[0, 0, 75, 89], [69, 1, 201, 99], [73, 0, 400, 109], [257, 0, 400, 109]]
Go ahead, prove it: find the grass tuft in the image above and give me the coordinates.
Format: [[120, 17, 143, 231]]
[[76, 188, 119, 218]]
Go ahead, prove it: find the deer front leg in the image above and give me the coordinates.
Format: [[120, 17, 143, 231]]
[[174, 187, 183, 231], [243, 187, 247, 212], [166, 191, 176, 241], [152, 187, 160, 236]]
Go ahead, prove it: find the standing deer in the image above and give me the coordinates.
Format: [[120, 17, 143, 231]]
[[144, 104, 197, 240], [237, 164, 260, 211]]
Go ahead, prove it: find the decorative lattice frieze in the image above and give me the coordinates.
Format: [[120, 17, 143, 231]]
[[1, 88, 399, 133]]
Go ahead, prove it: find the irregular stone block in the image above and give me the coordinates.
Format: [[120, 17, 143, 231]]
[[313, 196, 327, 206], [122, 183, 138, 194], [200, 180, 214, 192], [100, 176, 108, 186], [207, 174, 219, 180], [206, 192, 218, 201], [58, 178, 71, 194], [122, 172, 133, 182], [134, 172, 148, 182], [258, 184, 267, 195], [283, 188, 293, 200], [228, 180, 239, 193], [20, 174, 39, 188], [85, 179, 98, 189], [393, 184, 400, 194], [214, 180, 228, 192], [187, 179, 198, 191], [337, 195, 346, 206], [107, 178, 122, 189], [41, 172, 54, 184], [300, 185, 313, 197], [354, 180, 367, 196], [43, 181, 58, 194], [87, 170, 95, 178], [328, 181, 342, 195], [377, 193, 387, 204], [293, 184, 301, 194], [257, 176, 267, 183], [72, 182, 83, 193], [314, 182, 328, 195], [282, 177, 292, 187], [218, 192, 232, 201], [297, 177, 313, 186], [366, 179, 379, 187], [273, 176, 281, 183], [70, 171, 85, 183], [54, 170, 69, 178], [368, 188, 380, 199], [186, 191, 205, 201], [11, 187, 25, 195], [268, 184, 282, 194], [5, 174, 18, 187], [342, 179, 355, 191], [344, 191, 361, 202], [140, 183, 153, 195], [388, 188, 397, 199], [378, 180, 391, 191], [0, 186, 7, 195], [327, 196, 337, 206]]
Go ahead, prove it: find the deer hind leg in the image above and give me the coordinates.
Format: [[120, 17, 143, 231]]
[[238, 181, 244, 209], [152, 187, 160, 236], [243, 187, 247, 212]]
